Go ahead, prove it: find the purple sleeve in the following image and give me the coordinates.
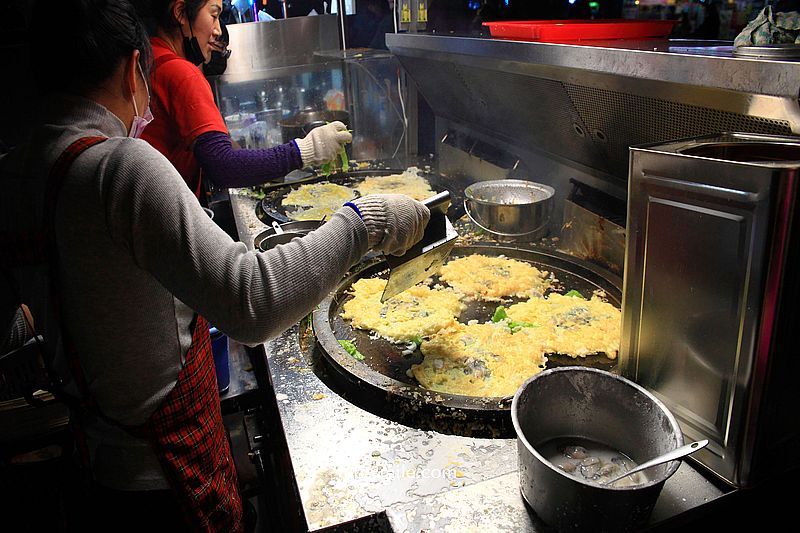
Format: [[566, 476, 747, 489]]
[[193, 131, 303, 188]]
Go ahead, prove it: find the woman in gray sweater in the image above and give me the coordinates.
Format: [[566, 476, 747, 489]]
[[0, 1, 428, 531]]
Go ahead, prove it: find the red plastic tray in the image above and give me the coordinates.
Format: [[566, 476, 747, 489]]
[[483, 19, 678, 42]]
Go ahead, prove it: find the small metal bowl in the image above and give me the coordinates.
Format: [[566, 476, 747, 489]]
[[464, 179, 554, 239], [253, 220, 322, 252]]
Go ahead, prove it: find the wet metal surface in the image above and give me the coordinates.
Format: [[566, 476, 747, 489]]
[[230, 190, 729, 532]]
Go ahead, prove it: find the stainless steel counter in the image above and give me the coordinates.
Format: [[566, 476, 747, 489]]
[[229, 190, 730, 532]]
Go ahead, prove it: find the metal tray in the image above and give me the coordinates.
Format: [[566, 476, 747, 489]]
[[312, 244, 622, 437]]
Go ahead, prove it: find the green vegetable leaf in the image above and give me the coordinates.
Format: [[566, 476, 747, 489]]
[[491, 305, 538, 333], [565, 289, 586, 299], [338, 339, 365, 360], [491, 306, 508, 323], [410, 335, 424, 347], [508, 320, 539, 333], [320, 161, 333, 177], [316, 123, 352, 176]]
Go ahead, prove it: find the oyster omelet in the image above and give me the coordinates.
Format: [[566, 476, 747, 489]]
[[282, 182, 356, 221], [339, 278, 464, 343], [355, 170, 435, 200], [438, 254, 552, 301], [505, 292, 620, 358], [412, 322, 547, 397], [280, 168, 435, 221]]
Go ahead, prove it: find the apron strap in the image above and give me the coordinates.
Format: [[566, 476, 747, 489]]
[[42, 137, 118, 427]]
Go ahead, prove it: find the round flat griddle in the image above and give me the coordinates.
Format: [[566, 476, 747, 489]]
[[312, 244, 622, 438], [257, 168, 464, 224]]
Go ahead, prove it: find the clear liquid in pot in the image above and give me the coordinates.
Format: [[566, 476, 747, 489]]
[[536, 436, 647, 488]]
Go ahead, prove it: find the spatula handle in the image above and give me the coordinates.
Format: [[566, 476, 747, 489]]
[[423, 191, 451, 214]]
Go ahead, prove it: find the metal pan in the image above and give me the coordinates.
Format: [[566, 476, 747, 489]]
[[256, 168, 464, 224], [253, 220, 322, 252], [312, 244, 622, 437]]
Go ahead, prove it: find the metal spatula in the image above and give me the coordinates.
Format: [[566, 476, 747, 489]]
[[381, 191, 458, 302]]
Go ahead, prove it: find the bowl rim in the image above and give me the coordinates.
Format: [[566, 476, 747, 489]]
[[464, 179, 555, 206], [257, 231, 308, 251], [511, 366, 684, 491]]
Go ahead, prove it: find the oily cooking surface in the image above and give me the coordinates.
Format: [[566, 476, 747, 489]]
[[335, 253, 621, 398]]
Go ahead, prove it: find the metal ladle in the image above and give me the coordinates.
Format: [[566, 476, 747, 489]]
[[605, 439, 709, 486], [271, 221, 284, 234]]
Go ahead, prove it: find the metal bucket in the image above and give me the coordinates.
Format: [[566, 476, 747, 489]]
[[464, 179, 554, 240], [512, 367, 683, 532]]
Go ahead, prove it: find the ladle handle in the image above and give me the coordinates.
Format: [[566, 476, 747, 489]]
[[607, 439, 709, 485]]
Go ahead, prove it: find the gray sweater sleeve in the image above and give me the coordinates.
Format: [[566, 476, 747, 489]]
[[1, 308, 29, 355], [102, 140, 369, 345]]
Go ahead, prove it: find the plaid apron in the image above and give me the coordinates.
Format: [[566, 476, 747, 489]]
[[44, 137, 243, 532]]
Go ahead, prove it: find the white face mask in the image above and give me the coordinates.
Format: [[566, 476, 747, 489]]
[[129, 62, 154, 138]]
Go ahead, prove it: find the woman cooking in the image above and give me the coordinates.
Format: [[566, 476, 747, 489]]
[[0, 1, 429, 531], [138, 0, 350, 198]]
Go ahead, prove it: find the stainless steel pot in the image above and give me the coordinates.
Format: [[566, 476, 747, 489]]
[[512, 367, 683, 532], [464, 179, 554, 240]]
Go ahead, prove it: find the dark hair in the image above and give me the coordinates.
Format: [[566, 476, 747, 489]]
[[138, 0, 208, 31], [29, 0, 152, 95]]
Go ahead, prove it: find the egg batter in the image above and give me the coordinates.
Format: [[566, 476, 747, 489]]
[[505, 293, 620, 358], [438, 254, 552, 300], [412, 322, 547, 397], [355, 171, 435, 200], [281, 169, 435, 221], [339, 277, 464, 343], [283, 182, 356, 221]]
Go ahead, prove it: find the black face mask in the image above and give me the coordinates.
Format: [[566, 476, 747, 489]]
[[204, 22, 230, 76], [182, 22, 205, 66], [204, 48, 230, 76]]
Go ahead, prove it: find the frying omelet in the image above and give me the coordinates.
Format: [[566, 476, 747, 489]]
[[438, 254, 552, 301], [340, 278, 464, 343], [337, 253, 620, 398], [505, 293, 620, 358], [283, 182, 356, 221], [412, 322, 547, 397], [355, 172, 435, 200], [281, 169, 435, 221]]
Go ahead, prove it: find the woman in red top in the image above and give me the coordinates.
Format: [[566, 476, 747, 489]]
[[139, 0, 350, 197]]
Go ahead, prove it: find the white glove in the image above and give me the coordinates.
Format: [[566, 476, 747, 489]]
[[294, 121, 352, 167], [351, 194, 431, 256]]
